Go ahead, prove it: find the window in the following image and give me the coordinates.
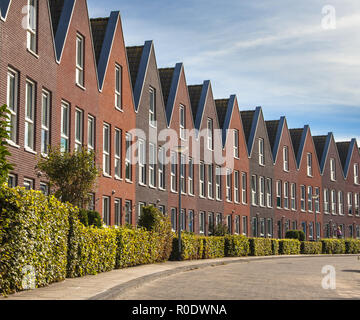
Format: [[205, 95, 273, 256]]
[[258, 138, 264, 165], [75, 109, 83, 151], [235, 216, 240, 234], [88, 115, 95, 150], [259, 176, 265, 207], [267, 218, 273, 238], [331, 190, 337, 214], [7, 69, 18, 143], [180, 154, 186, 193], [241, 172, 247, 204], [338, 191, 344, 215], [137, 202, 146, 224], [216, 213, 222, 226], [226, 169, 232, 201], [171, 152, 177, 192], [138, 139, 146, 185], [234, 129, 239, 158], [112, 198, 121, 226], [283, 146, 289, 171], [149, 87, 156, 127], [284, 182, 289, 210], [188, 157, 194, 195], [348, 192, 353, 215], [125, 200, 132, 225], [308, 186, 313, 212], [355, 193, 359, 216], [180, 209, 186, 231], [76, 34, 84, 87], [115, 129, 122, 179], [291, 183, 296, 211], [103, 124, 110, 175], [61, 102, 69, 152], [208, 212, 214, 235], [199, 162, 205, 197], [330, 158, 336, 181], [115, 65, 122, 110], [27, 0, 37, 53], [158, 147, 165, 190], [260, 218, 265, 237], [215, 166, 222, 200], [24, 178, 33, 190], [102, 197, 110, 225], [227, 215, 232, 234], [171, 208, 177, 231], [8, 174, 17, 188], [207, 118, 213, 150], [324, 189, 329, 214], [234, 170, 240, 203], [88, 193, 95, 211], [242, 216, 248, 236], [276, 180, 282, 208], [266, 178, 272, 208], [40, 183, 49, 196], [149, 143, 156, 187], [125, 133, 132, 181], [207, 164, 213, 199], [25, 80, 35, 151], [309, 222, 314, 240], [354, 164, 359, 185], [300, 185, 306, 211], [307, 153, 313, 176], [188, 210, 194, 232], [199, 211, 205, 234], [315, 187, 320, 213], [180, 105, 186, 140], [158, 205, 165, 215], [41, 90, 50, 155], [251, 175, 257, 205]]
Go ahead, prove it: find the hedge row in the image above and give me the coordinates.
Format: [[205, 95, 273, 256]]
[[301, 241, 323, 254]]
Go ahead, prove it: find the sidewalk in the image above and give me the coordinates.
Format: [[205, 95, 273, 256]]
[[1, 254, 356, 300]]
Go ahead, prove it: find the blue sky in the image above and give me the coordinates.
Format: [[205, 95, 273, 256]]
[[87, 0, 360, 142]]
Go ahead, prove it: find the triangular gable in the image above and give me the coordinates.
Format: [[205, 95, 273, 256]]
[[217, 95, 235, 148], [164, 63, 182, 126], [0, 0, 11, 20], [290, 125, 309, 169], [271, 117, 285, 163], [246, 106, 261, 157], [313, 132, 337, 175], [341, 138, 358, 179]]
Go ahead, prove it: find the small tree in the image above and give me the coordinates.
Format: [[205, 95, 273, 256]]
[[210, 222, 230, 236], [36, 146, 99, 208], [0, 104, 14, 184]]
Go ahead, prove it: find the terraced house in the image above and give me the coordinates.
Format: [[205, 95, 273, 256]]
[[1, 0, 359, 239]]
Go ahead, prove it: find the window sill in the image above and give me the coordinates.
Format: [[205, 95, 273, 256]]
[[199, 195, 206, 199], [114, 176, 122, 181], [76, 82, 86, 91], [149, 185, 157, 190], [139, 183, 147, 187], [27, 48, 39, 59], [115, 107, 124, 112], [7, 140, 20, 149], [25, 147, 37, 155], [125, 179, 133, 184], [102, 173, 112, 179]]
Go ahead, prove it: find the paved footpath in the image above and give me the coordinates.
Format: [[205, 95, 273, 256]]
[[1, 255, 359, 300]]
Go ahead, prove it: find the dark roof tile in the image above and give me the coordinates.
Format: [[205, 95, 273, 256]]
[[126, 46, 144, 90], [240, 110, 255, 144], [289, 128, 304, 157], [49, 0, 65, 35], [188, 85, 203, 121], [336, 141, 351, 170], [158, 68, 175, 107], [265, 120, 280, 151], [313, 135, 327, 165], [90, 18, 109, 64], [215, 99, 229, 129]]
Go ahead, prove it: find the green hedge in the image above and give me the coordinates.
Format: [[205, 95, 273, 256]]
[[278, 239, 301, 255], [170, 233, 204, 261], [271, 239, 280, 255], [345, 239, 360, 254], [285, 230, 305, 241], [225, 235, 250, 257], [202, 236, 225, 259], [301, 241, 323, 254], [0, 186, 71, 295], [249, 238, 273, 256], [321, 239, 346, 254]]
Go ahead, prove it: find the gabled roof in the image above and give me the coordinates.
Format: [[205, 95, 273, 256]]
[[90, 11, 120, 91], [289, 125, 314, 169], [265, 120, 280, 156], [312, 133, 339, 175], [215, 99, 229, 129], [336, 139, 358, 178], [49, 0, 76, 62], [0, 0, 11, 20], [158, 67, 175, 122], [188, 84, 203, 124], [126, 45, 144, 90]]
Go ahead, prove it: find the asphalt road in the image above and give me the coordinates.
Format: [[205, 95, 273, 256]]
[[115, 256, 360, 300]]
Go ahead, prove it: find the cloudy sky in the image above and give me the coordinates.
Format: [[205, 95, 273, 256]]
[[87, 0, 360, 142]]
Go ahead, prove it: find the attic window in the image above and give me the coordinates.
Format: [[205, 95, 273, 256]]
[[115, 65, 122, 110], [27, 0, 37, 54], [76, 34, 84, 87], [258, 138, 264, 166]]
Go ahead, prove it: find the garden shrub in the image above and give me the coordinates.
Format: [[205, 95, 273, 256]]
[[271, 239, 280, 255], [78, 209, 102, 228], [0, 186, 71, 295], [279, 239, 301, 255], [248, 238, 273, 256], [170, 233, 204, 261], [321, 239, 346, 254], [224, 235, 250, 257], [344, 239, 360, 254], [285, 230, 305, 241], [202, 236, 225, 259], [301, 241, 323, 254]]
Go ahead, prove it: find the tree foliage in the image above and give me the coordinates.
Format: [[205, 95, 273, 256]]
[[0, 104, 14, 184], [36, 147, 99, 207]]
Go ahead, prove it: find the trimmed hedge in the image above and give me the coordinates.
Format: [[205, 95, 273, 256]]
[[202, 236, 225, 259], [0, 186, 72, 295], [225, 235, 250, 257], [301, 241, 323, 254], [321, 239, 346, 254], [278, 239, 301, 255], [345, 239, 360, 254], [271, 239, 280, 255], [286, 230, 305, 241], [249, 238, 273, 256], [171, 233, 204, 261]]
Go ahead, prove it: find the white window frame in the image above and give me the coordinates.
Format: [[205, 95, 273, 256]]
[[103, 123, 111, 176], [7, 69, 18, 144], [315, 187, 320, 213], [114, 128, 122, 179], [158, 147, 165, 190], [330, 158, 336, 181], [291, 183, 296, 211], [76, 34, 84, 87], [308, 186, 313, 212], [23, 178, 34, 190], [180, 105, 186, 140], [300, 185, 306, 212], [324, 189, 329, 214], [283, 146, 289, 171], [234, 170, 240, 203], [75, 108, 83, 151], [188, 157, 194, 195], [149, 87, 156, 127], [241, 172, 247, 204], [354, 193, 359, 216], [125, 200, 132, 225], [25, 80, 35, 151], [348, 192, 353, 215], [199, 162, 205, 197], [258, 138, 265, 166], [171, 208, 177, 232], [27, 0, 37, 53], [307, 153, 313, 177], [235, 216, 240, 235], [60, 101, 69, 152], [234, 129, 239, 158], [199, 211, 205, 234], [259, 176, 265, 207], [149, 143, 156, 188], [171, 151, 177, 192], [242, 216, 247, 236], [41, 90, 50, 155], [284, 182, 289, 210], [251, 175, 257, 206], [266, 178, 272, 208], [115, 64, 122, 110], [180, 154, 186, 194], [138, 139, 146, 185], [207, 164, 213, 199], [8, 174, 17, 188], [188, 210, 194, 233], [115, 198, 122, 225], [125, 133, 132, 181], [207, 118, 213, 151], [331, 190, 337, 214], [40, 182, 49, 196], [354, 164, 359, 185], [87, 115, 95, 151], [226, 169, 232, 202], [276, 180, 282, 209], [338, 191, 344, 215]]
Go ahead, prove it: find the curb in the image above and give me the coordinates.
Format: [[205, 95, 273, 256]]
[[88, 254, 360, 300]]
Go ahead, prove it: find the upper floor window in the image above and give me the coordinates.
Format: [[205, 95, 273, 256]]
[[125, 133, 132, 181], [27, 0, 37, 53], [276, 180, 282, 208], [103, 123, 110, 176], [115, 65, 122, 110], [87, 115, 95, 151], [234, 129, 239, 158], [60, 102, 69, 152], [25, 80, 36, 151], [290, 183, 296, 210], [158, 147, 166, 190], [114, 128, 122, 179], [300, 185, 306, 211], [75, 108, 83, 151], [199, 162, 205, 197], [251, 175, 257, 206], [180, 105, 186, 140], [354, 164, 359, 185], [259, 176, 265, 207], [355, 193, 359, 216], [266, 178, 272, 208], [76, 34, 84, 87], [7, 69, 18, 144], [315, 187, 320, 213], [324, 189, 329, 214], [241, 172, 247, 204], [234, 170, 240, 203], [188, 157, 194, 195], [207, 118, 213, 150], [149, 88, 156, 127], [348, 192, 353, 215], [138, 139, 146, 185], [330, 158, 336, 181], [283, 146, 289, 171], [307, 186, 313, 212], [41, 90, 50, 155], [226, 169, 232, 202], [331, 190, 337, 214], [338, 191, 344, 215], [171, 151, 177, 192], [307, 153, 313, 177], [215, 166, 221, 200], [207, 164, 213, 199], [283, 182, 289, 210], [180, 154, 186, 193], [258, 138, 264, 165], [149, 143, 156, 187]]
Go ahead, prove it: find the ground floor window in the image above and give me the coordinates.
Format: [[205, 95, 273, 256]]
[[235, 215, 240, 234], [227, 215, 232, 234], [8, 174, 17, 188], [242, 216, 247, 236], [171, 208, 177, 231], [199, 211, 205, 234], [267, 218, 273, 238], [40, 183, 49, 196], [188, 210, 194, 232], [252, 217, 258, 237], [24, 178, 34, 190], [125, 200, 132, 225], [103, 196, 110, 225], [115, 198, 122, 225]]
